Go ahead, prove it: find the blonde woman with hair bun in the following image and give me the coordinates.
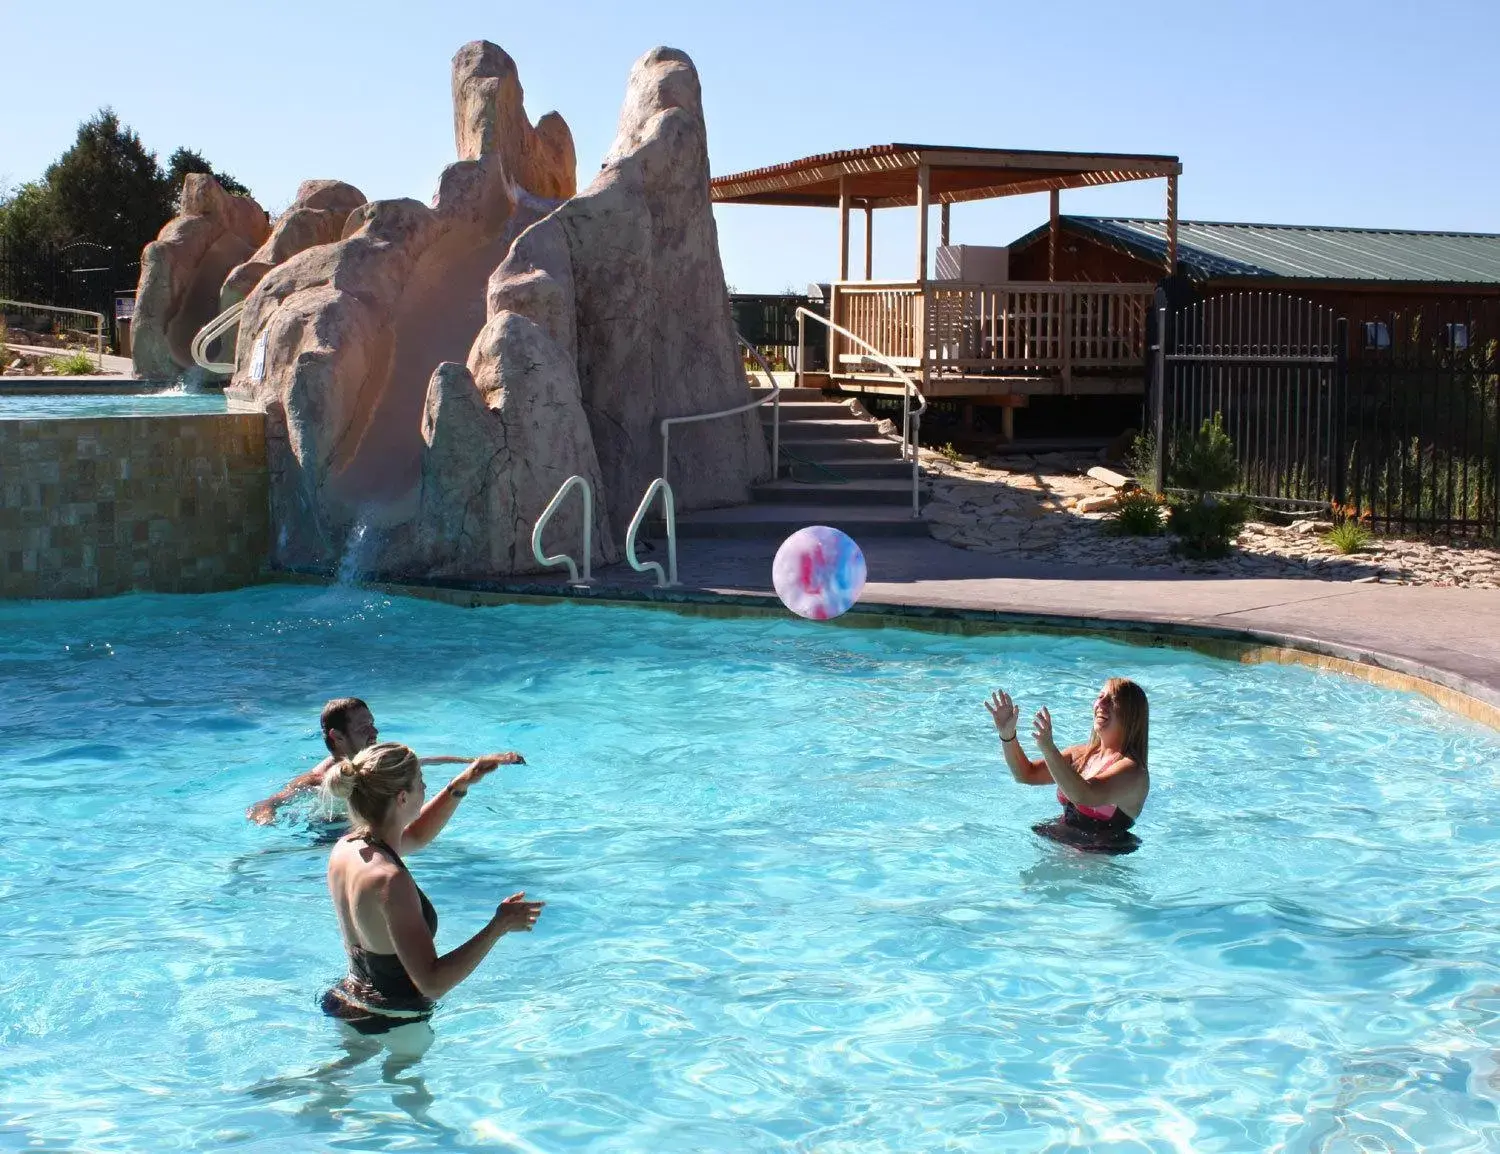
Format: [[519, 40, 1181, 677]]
[[320, 741, 544, 1039]]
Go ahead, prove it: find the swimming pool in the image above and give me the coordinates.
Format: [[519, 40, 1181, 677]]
[[0, 390, 234, 418], [3, 585, 1499, 1151]]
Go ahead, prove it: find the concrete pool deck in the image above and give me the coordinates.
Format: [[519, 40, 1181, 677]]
[[349, 535, 1500, 723]]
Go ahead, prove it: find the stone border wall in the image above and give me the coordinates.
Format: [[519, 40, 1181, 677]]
[[1, 413, 269, 598]]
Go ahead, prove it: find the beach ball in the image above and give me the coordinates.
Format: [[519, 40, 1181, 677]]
[[772, 526, 867, 620]]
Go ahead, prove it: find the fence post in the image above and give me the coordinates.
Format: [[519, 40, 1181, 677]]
[[1332, 316, 1349, 512], [1152, 287, 1168, 494]]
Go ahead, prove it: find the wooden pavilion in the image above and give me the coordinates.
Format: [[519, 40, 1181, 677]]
[[711, 143, 1182, 437]]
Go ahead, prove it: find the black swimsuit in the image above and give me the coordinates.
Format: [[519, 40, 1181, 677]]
[[321, 835, 439, 1034]]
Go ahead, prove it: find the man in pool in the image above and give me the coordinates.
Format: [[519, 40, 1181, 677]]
[[247, 697, 520, 827]]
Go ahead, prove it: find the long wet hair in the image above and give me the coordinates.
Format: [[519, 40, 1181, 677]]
[[322, 741, 419, 833], [1081, 677, 1149, 771]]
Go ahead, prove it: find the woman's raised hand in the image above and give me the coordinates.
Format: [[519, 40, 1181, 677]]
[[459, 751, 526, 787], [494, 891, 544, 934], [1031, 705, 1056, 751], [985, 690, 1020, 740]]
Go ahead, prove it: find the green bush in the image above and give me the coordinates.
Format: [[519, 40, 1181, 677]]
[[1167, 493, 1251, 558], [1165, 412, 1247, 557], [1124, 430, 1159, 493], [1106, 490, 1165, 536], [1168, 412, 1240, 493], [50, 349, 97, 375], [1325, 520, 1372, 554]]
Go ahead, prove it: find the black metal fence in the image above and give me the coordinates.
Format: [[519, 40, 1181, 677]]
[[730, 293, 827, 372], [1154, 288, 1500, 539], [0, 238, 138, 349]]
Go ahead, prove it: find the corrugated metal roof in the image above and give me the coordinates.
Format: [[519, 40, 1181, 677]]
[[1069, 218, 1500, 283]]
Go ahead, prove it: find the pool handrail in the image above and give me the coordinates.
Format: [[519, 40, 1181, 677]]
[[624, 478, 678, 588], [660, 330, 781, 489], [190, 300, 246, 375], [794, 306, 926, 518], [532, 474, 593, 584], [0, 298, 106, 366]]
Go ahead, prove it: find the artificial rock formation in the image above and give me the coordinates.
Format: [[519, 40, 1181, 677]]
[[226, 41, 766, 581], [220, 179, 366, 308], [131, 174, 270, 380]]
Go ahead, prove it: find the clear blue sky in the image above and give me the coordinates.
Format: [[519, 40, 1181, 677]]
[[4, 0, 1497, 290]]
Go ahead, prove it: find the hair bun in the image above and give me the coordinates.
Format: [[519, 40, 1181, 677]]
[[323, 759, 359, 801]]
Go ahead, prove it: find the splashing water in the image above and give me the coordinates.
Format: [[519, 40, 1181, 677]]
[[335, 515, 381, 585]]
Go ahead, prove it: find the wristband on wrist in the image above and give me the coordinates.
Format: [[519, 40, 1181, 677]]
[[449, 786, 467, 799]]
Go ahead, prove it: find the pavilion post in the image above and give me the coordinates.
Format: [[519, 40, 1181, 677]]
[[864, 203, 873, 280], [915, 164, 930, 282], [940, 202, 950, 249], [837, 175, 851, 281], [1048, 189, 1060, 282], [1165, 173, 1179, 276]]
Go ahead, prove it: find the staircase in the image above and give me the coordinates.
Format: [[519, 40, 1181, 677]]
[[669, 387, 929, 539]]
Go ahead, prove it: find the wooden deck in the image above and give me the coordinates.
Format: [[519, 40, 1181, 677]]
[[828, 279, 1154, 397]]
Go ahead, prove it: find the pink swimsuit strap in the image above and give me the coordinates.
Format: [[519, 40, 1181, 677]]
[[1058, 751, 1125, 819]]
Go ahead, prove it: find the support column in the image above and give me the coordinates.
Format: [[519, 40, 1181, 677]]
[[838, 175, 851, 281], [1048, 189, 1060, 282], [940, 202, 950, 248], [915, 164, 930, 282], [1165, 173, 1179, 276], [864, 203, 873, 279]]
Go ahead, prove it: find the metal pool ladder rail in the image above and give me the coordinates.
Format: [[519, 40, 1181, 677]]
[[190, 300, 246, 375], [625, 478, 678, 588], [532, 475, 593, 584]]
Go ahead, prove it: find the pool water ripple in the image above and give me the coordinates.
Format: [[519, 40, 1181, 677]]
[[2, 586, 1500, 1151]]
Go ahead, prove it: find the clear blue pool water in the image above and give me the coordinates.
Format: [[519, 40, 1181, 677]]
[[3, 585, 1500, 1152], [0, 391, 233, 418]]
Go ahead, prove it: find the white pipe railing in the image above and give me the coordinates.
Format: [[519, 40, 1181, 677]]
[[190, 300, 246, 375], [0, 298, 106, 366], [531, 474, 593, 584], [660, 332, 782, 488], [624, 478, 678, 588], [795, 306, 927, 518]]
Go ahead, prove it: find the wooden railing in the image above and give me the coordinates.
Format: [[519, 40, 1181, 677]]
[[830, 280, 1155, 382]]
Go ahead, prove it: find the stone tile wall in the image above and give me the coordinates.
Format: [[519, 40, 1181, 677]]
[[0, 414, 269, 598]]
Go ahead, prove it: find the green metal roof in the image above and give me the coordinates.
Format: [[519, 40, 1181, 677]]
[[1036, 217, 1500, 283]]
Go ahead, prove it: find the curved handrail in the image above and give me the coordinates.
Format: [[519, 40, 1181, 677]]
[[531, 474, 593, 584], [190, 300, 246, 375], [624, 478, 678, 588], [660, 331, 782, 485], [795, 306, 927, 517]]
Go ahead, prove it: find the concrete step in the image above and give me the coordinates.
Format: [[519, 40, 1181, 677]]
[[777, 456, 914, 480], [749, 386, 826, 402], [776, 419, 891, 441], [751, 478, 914, 506], [661, 503, 929, 539], [776, 437, 906, 461], [761, 402, 856, 422]]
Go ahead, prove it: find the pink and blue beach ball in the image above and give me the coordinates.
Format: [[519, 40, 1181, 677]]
[[772, 526, 867, 621]]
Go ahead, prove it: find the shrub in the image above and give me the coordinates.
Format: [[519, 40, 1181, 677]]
[[1165, 412, 1247, 557], [1106, 490, 1165, 536], [1166, 493, 1251, 558], [938, 442, 963, 465], [1325, 520, 1373, 554], [1124, 430, 1159, 492], [50, 349, 97, 375], [1167, 412, 1240, 493]]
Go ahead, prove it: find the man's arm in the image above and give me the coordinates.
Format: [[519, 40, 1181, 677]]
[[247, 756, 336, 824]]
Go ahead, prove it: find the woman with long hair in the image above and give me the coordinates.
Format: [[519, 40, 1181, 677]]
[[320, 742, 543, 1041], [986, 678, 1150, 854]]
